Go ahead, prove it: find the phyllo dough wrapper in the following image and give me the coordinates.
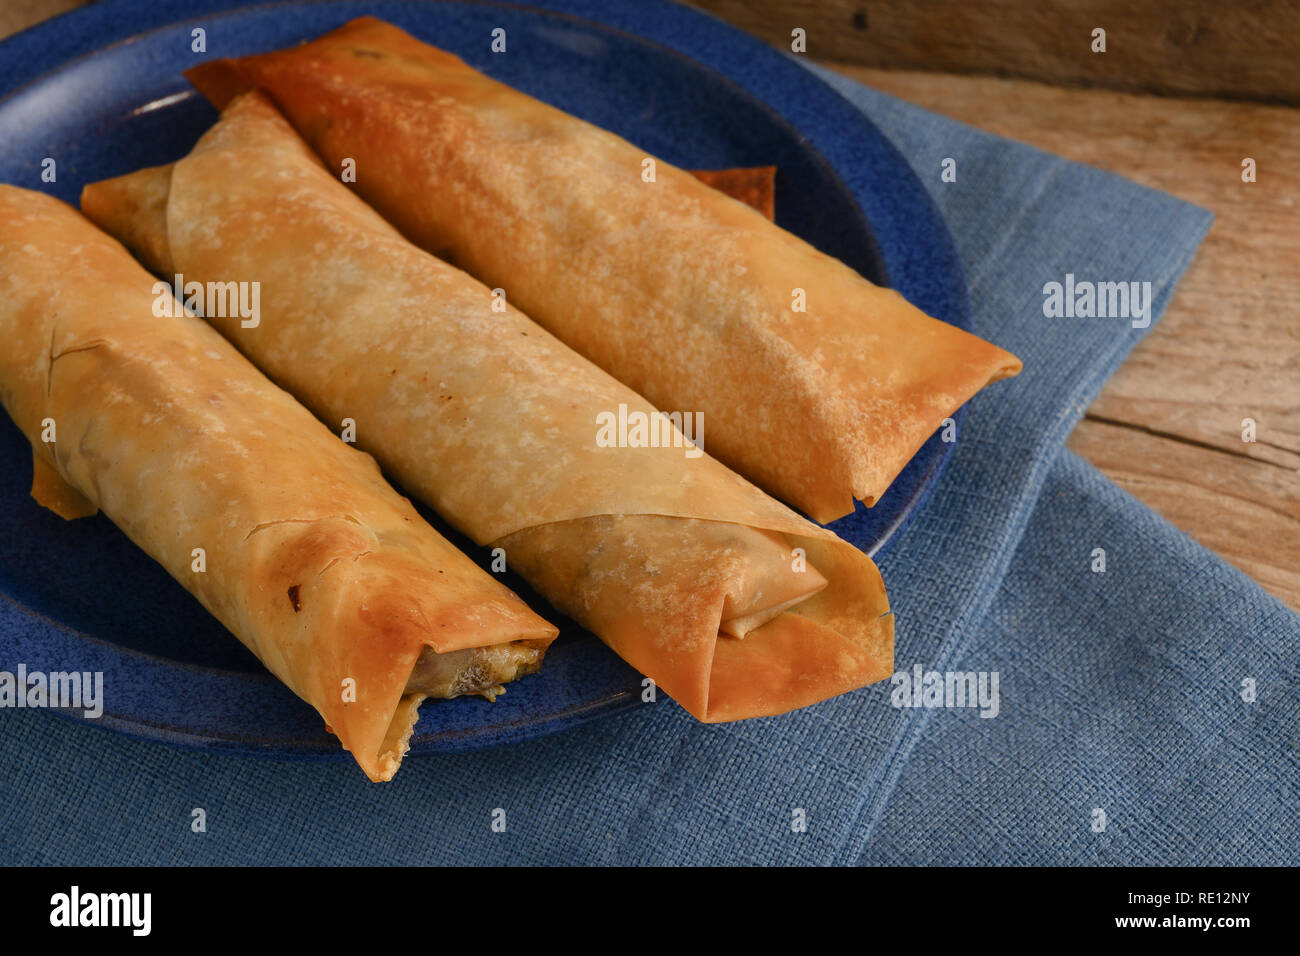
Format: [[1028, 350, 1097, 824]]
[[82, 92, 895, 722], [184, 16, 1023, 523], [0, 185, 557, 781]]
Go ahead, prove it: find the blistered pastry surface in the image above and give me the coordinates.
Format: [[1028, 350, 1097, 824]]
[[0, 185, 554, 780], [185, 17, 1020, 523]]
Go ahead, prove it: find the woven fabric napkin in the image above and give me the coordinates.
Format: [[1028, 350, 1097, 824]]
[[4, 63, 1291, 867]]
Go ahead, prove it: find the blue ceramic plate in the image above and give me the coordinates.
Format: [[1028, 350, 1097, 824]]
[[0, 0, 970, 758]]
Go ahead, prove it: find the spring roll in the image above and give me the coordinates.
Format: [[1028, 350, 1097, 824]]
[[82, 92, 894, 721], [0, 184, 557, 781], [184, 16, 1023, 523]]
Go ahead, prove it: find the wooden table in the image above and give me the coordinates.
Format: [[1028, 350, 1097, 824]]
[[826, 66, 1300, 610], [4, 2, 1297, 609]]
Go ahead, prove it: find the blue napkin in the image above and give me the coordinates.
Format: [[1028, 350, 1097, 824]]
[[3, 63, 1292, 866]]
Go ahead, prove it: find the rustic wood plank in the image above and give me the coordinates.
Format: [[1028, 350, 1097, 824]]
[[824, 65, 1300, 609], [1070, 420, 1300, 605], [0, 0, 86, 42], [693, 0, 1300, 106]]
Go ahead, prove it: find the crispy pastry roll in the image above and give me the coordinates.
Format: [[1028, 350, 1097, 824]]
[[82, 93, 895, 721], [184, 16, 1023, 523], [0, 184, 556, 781]]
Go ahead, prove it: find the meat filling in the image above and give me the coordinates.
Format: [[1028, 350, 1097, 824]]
[[404, 641, 546, 700]]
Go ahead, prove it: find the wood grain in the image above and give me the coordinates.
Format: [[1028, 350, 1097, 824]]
[[823, 64, 1300, 609], [0, 0, 86, 42], [692, 1, 1300, 106]]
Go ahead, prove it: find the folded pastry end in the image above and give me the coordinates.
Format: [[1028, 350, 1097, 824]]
[[30, 451, 97, 520], [184, 56, 253, 110], [79, 163, 176, 275], [705, 608, 894, 723]]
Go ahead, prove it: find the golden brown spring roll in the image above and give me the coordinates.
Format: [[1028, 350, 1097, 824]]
[[0, 184, 557, 781], [184, 16, 1023, 523], [82, 92, 894, 722]]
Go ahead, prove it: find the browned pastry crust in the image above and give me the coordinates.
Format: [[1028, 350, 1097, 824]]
[[185, 16, 1022, 523], [83, 94, 894, 721], [0, 185, 556, 780]]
